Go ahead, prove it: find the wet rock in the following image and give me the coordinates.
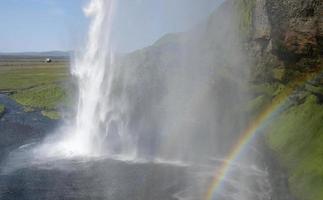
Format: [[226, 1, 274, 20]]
[[248, 0, 322, 84], [284, 17, 319, 56], [253, 0, 271, 40], [272, 68, 286, 81], [245, 0, 323, 199], [267, 0, 322, 59]]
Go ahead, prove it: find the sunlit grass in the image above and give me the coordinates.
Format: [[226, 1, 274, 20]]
[[0, 67, 69, 91], [0, 58, 70, 119], [41, 110, 61, 120], [12, 83, 68, 110], [266, 95, 323, 200]]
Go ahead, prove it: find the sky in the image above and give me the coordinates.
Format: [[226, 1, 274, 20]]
[[0, 0, 223, 53]]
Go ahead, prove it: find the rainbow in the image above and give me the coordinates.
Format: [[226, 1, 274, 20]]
[[205, 69, 322, 200]]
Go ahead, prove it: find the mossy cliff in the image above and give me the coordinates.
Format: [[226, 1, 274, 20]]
[[237, 0, 323, 199], [116, 4, 322, 197]]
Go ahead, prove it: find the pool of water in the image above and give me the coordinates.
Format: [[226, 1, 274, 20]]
[[0, 94, 291, 200]]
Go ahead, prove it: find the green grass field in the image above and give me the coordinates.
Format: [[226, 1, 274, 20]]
[[0, 57, 68, 91], [0, 56, 70, 119]]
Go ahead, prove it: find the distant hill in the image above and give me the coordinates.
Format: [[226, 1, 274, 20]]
[[0, 51, 70, 58]]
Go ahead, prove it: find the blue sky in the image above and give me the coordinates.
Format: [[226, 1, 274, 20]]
[[0, 0, 223, 53]]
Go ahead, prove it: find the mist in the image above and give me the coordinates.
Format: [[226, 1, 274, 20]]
[[1, 1, 272, 200]]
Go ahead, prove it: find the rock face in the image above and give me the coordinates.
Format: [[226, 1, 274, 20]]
[[251, 0, 322, 67], [242, 1, 323, 200], [244, 0, 322, 86], [268, 0, 321, 57], [253, 0, 271, 40]]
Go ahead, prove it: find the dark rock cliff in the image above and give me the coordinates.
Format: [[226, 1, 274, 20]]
[[243, 1, 323, 200], [248, 0, 322, 83]]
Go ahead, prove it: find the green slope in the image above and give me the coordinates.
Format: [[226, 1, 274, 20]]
[[266, 94, 323, 200]]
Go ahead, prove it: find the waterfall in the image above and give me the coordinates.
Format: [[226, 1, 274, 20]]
[[36, 0, 249, 164], [0, 1, 285, 199], [43, 0, 136, 158]]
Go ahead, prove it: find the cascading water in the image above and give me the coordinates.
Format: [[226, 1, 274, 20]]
[[42, 0, 251, 163], [0, 1, 280, 199], [47, 0, 136, 158]]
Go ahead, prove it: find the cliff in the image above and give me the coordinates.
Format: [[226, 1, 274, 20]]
[[241, 0, 323, 199], [247, 0, 322, 81], [115, 1, 322, 199]]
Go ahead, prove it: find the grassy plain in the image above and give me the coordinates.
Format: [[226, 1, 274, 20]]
[[0, 56, 70, 119]]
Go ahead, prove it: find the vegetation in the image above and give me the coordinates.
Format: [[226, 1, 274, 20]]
[[0, 57, 70, 119], [246, 95, 270, 114], [12, 83, 68, 110], [0, 66, 68, 91], [234, 0, 256, 39], [266, 94, 323, 200], [248, 63, 323, 200], [41, 110, 61, 120]]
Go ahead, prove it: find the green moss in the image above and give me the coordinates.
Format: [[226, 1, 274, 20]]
[[251, 84, 274, 96], [0, 104, 5, 116], [234, 0, 256, 39], [266, 95, 323, 200], [246, 95, 271, 114], [12, 84, 68, 110], [41, 110, 61, 120], [305, 84, 323, 95], [250, 83, 285, 97], [272, 68, 286, 81]]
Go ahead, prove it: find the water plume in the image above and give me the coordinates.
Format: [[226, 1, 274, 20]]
[[0, 1, 275, 200], [60, 0, 116, 157], [39, 0, 136, 158], [44, 0, 251, 163]]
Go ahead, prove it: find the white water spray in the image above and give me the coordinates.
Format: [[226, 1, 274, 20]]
[[0, 2, 277, 199], [68, 0, 115, 156], [43, 0, 135, 158]]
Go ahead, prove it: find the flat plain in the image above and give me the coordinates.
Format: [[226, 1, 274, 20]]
[[0, 55, 70, 119]]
